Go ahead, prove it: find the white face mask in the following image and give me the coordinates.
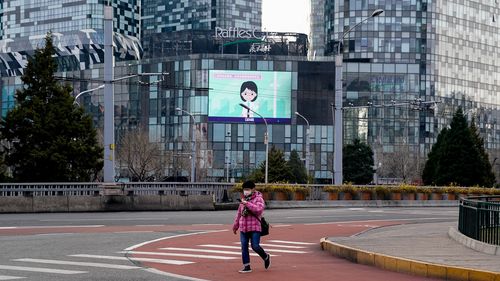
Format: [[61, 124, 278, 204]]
[[243, 190, 252, 196]]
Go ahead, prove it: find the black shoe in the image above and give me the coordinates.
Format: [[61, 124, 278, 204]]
[[239, 265, 252, 273], [264, 254, 271, 269]]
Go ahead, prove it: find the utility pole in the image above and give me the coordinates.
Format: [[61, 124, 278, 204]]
[[103, 5, 115, 182]]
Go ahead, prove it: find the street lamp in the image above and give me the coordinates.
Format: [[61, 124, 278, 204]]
[[240, 103, 269, 184], [103, 5, 168, 182], [333, 8, 384, 185], [226, 131, 231, 183], [74, 85, 105, 105], [176, 108, 196, 182], [295, 112, 310, 179]]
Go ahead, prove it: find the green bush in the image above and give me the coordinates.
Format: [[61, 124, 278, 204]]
[[323, 186, 341, 193]]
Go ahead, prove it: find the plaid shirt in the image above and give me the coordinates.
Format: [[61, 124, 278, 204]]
[[232, 191, 265, 233]]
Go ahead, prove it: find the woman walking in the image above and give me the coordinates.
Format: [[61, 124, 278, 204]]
[[232, 180, 271, 273]]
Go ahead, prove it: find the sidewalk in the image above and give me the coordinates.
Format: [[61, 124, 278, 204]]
[[321, 221, 500, 280]]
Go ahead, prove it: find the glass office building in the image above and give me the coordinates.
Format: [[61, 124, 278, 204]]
[[309, 0, 326, 59], [0, 0, 140, 39], [315, 0, 500, 182], [141, 0, 262, 58], [141, 0, 261, 35], [1, 54, 335, 182]]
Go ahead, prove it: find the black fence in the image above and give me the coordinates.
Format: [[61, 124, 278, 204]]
[[459, 196, 500, 246]]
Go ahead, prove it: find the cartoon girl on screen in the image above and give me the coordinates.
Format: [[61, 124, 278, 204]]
[[240, 81, 258, 118]]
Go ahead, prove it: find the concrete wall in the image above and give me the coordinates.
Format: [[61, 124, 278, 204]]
[[0, 194, 215, 213]]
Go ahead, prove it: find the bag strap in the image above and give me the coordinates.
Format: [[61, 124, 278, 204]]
[[246, 208, 262, 223]]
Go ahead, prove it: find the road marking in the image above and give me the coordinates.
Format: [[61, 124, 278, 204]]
[[114, 231, 155, 234], [0, 265, 86, 275], [267, 240, 316, 245], [40, 218, 168, 222], [124, 230, 227, 251], [304, 217, 456, 225], [144, 268, 211, 281], [348, 208, 365, 210], [286, 214, 379, 219], [272, 224, 292, 228], [158, 247, 265, 257], [135, 225, 165, 227], [194, 245, 307, 254], [120, 251, 236, 260], [0, 225, 104, 229], [259, 243, 307, 249], [13, 258, 141, 270], [35, 233, 75, 236], [0, 275, 25, 280], [69, 254, 193, 265], [230, 242, 306, 249], [191, 224, 223, 226]]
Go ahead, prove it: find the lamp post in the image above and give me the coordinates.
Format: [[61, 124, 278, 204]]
[[333, 8, 384, 186], [226, 131, 231, 182], [176, 108, 196, 182], [240, 103, 269, 184], [295, 112, 310, 178], [103, 5, 114, 182], [330, 103, 335, 184]]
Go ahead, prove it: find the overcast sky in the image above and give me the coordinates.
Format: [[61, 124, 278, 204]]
[[262, 0, 309, 34]]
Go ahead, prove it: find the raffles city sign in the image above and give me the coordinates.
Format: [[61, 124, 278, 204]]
[[215, 27, 264, 40]]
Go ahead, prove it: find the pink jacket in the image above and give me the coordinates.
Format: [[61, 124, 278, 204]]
[[232, 191, 265, 233]]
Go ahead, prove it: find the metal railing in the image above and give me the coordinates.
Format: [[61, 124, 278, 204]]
[[0, 183, 328, 203], [0, 183, 101, 197], [459, 196, 500, 246]]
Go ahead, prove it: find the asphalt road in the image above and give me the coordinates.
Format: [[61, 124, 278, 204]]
[[0, 207, 458, 281], [0, 207, 458, 226]]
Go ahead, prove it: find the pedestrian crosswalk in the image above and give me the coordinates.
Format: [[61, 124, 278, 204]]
[[0, 239, 314, 280], [12, 258, 141, 270]]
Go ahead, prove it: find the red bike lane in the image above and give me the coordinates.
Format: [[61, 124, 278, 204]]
[[129, 221, 442, 281]]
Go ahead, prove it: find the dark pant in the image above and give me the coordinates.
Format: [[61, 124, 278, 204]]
[[240, 231, 268, 266]]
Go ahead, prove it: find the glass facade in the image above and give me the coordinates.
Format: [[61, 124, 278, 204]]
[[141, 0, 262, 58], [0, 0, 140, 40], [317, 0, 500, 181], [141, 0, 261, 36], [9, 54, 332, 182], [309, 0, 326, 59]]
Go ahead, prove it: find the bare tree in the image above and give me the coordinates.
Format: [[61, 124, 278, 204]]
[[378, 146, 424, 184], [167, 141, 192, 180], [116, 127, 167, 181]]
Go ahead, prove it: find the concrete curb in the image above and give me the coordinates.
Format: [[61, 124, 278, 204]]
[[448, 227, 500, 256], [320, 238, 500, 281]]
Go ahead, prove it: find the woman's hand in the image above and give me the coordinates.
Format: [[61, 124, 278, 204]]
[[240, 199, 248, 205]]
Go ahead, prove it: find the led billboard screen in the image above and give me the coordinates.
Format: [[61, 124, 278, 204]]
[[208, 70, 292, 123]]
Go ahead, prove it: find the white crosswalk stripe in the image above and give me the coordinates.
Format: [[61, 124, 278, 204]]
[[229, 243, 306, 249], [0, 265, 87, 275], [158, 247, 266, 257], [267, 240, 315, 245], [197, 245, 308, 254], [69, 254, 193, 265], [13, 258, 141, 270], [0, 276, 25, 280], [119, 251, 237, 260]]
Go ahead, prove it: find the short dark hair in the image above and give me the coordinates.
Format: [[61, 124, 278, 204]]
[[242, 180, 256, 189], [240, 81, 258, 102]]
